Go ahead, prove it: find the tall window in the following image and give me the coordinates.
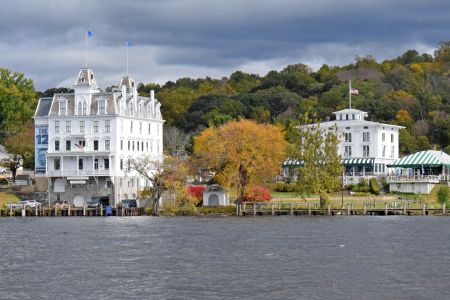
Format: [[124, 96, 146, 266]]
[[98, 100, 106, 114], [78, 158, 83, 170], [363, 145, 370, 157], [120, 159, 123, 170], [77, 102, 82, 115], [55, 121, 60, 133], [137, 141, 140, 151], [148, 123, 151, 135], [105, 139, 110, 151], [130, 121, 133, 133], [66, 140, 71, 151], [344, 132, 352, 143], [54, 158, 60, 170], [382, 145, 386, 157], [132, 141, 135, 151], [55, 140, 60, 151], [120, 140, 123, 150], [94, 140, 98, 151], [82, 102, 87, 115], [80, 121, 85, 133], [363, 132, 370, 142], [94, 121, 99, 133], [105, 120, 111, 133], [391, 133, 394, 143], [128, 140, 130, 151], [139, 122, 142, 134], [382, 132, 385, 142], [104, 158, 109, 170], [390, 146, 395, 158], [94, 159, 99, 170], [59, 101, 66, 115], [121, 120, 124, 133], [344, 146, 352, 158], [65, 121, 71, 132]]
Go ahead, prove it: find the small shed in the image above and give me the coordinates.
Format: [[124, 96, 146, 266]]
[[203, 184, 229, 206]]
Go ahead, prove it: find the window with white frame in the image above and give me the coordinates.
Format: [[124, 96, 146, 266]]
[[54, 140, 60, 151], [363, 132, 370, 142], [98, 100, 106, 114], [130, 121, 133, 133], [344, 132, 352, 143], [148, 123, 151, 135], [77, 102, 82, 115], [382, 132, 385, 142], [391, 133, 394, 143], [94, 121, 99, 133], [105, 120, 111, 133], [105, 139, 110, 151], [55, 121, 60, 133], [344, 146, 352, 158], [382, 145, 386, 157], [82, 102, 87, 115], [120, 140, 123, 150], [390, 146, 395, 158], [80, 121, 85, 133], [139, 122, 142, 134], [363, 145, 370, 157], [54, 158, 60, 170], [120, 120, 124, 133], [65, 121, 71, 132], [59, 101, 67, 115]]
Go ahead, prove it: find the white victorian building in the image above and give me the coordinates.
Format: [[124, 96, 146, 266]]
[[34, 68, 164, 206], [283, 108, 404, 184]]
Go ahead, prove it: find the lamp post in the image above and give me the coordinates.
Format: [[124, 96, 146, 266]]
[[341, 172, 344, 208]]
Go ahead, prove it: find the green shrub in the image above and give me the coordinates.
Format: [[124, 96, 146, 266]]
[[369, 178, 380, 195], [437, 186, 449, 204]]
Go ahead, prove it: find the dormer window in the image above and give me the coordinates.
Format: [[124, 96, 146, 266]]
[[59, 101, 67, 115], [98, 100, 106, 114], [80, 77, 85, 83], [91, 74, 94, 80], [77, 101, 82, 115]]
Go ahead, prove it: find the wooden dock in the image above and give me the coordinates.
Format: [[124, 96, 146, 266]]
[[241, 202, 449, 216], [0, 206, 144, 217]]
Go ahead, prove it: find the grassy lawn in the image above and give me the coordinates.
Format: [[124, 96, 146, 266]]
[[0, 192, 20, 207]]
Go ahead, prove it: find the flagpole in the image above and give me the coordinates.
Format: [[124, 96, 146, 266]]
[[349, 79, 352, 109], [85, 31, 88, 68], [126, 45, 129, 76]]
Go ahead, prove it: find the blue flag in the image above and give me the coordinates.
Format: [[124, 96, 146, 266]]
[[126, 41, 133, 47], [87, 30, 94, 38]]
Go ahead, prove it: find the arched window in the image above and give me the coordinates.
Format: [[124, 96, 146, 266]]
[[77, 102, 82, 115], [82, 102, 87, 115]]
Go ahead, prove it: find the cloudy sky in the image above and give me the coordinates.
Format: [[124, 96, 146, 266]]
[[0, 0, 448, 91]]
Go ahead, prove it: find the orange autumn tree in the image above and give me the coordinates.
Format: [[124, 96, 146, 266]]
[[193, 119, 286, 215]]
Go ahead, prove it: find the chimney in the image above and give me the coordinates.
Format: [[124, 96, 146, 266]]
[[150, 90, 155, 100]]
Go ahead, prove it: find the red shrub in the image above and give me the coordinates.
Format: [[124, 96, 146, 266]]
[[187, 185, 206, 201], [243, 185, 272, 202]]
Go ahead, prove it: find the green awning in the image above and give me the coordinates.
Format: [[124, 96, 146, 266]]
[[389, 150, 450, 168], [343, 158, 374, 166]]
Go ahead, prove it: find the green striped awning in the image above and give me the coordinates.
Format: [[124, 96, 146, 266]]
[[389, 150, 450, 168], [342, 158, 374, 166]]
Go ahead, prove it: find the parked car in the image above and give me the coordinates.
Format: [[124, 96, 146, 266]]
[[52, 200, 70, 209], [120, 199, 138, 208], [87, 196, 110, 208], [9, 200, 41, 210]]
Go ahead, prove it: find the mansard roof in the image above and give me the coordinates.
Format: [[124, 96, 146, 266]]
[[34, 97, 53, 117]]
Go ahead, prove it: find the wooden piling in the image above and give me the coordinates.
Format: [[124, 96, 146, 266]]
[[83, 204, 86, 216], [271, 203, 275, 216], [363, 203, 366, 215], [347, 204, 350, 215], [290, 203, 293, 216], [384, 203, 388, 215], [253, 203, 257, 216], [443, 203, 446, 215], [327, 204, 331, 216], [403, 204, 407, 215], [422, 204, 426, 216], [308, 203, 311, 216]]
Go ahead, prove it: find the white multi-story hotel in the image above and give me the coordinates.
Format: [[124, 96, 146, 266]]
[[283, 108, 404, 183], [34, 68, 164, 206]]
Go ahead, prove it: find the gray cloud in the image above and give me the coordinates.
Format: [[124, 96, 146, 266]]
[[0, 0, 448, 90]]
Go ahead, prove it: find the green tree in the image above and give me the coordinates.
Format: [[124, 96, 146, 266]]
[[289, 115, 344, 204], [0, 68, 36, 139]]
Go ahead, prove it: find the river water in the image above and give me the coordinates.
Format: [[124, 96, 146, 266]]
[[1, 216, 449, 299]]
